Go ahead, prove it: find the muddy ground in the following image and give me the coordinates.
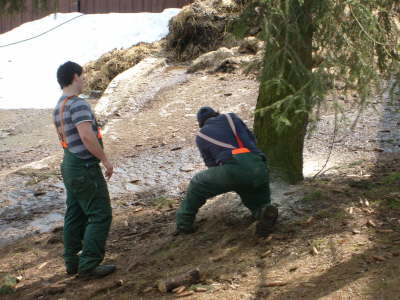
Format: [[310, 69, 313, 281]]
[[0, 59, 400, 299]]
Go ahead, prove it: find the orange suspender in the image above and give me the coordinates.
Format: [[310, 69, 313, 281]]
[[196, 114, 251, 155], [97, 127, 102, 139], [232, 147, 250, 154], [57, 95, 102, 149], [58, 95, 75, 149], [233, 131, 245, 148], [225, 114, 250, 155]]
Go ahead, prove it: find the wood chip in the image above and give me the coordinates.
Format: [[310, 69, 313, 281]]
[[372, 255, 385, 262], [116, 279, 124, 286], [352, 229, 361, 234], [172, 286, 186, 294], [304, 283, 316, 287], [306, 216, 314, 224], [180, 166, 194, 172], [210, 255, 223, 262], [175, 291, 194, 297], [194, 287, 207, 292], [38, 262, 48, 270], [171, 147, 182, 151], [264, 235, 273, 242], [367, 220, 376, 228], [133, 207, 143, 213], [311, 246, 319, 255], [283, 191, 296, 196], [34, 190, 46, 197], [261, 250, 272, 258], [348, 207, 354, 214], [143, 287, 153, 293], [363, 208, 374, 214], [264, 281, 288, 287], [364, 199, 370, 207]]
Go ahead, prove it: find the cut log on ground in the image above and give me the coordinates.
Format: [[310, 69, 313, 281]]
[[157, 269, 201, 293]]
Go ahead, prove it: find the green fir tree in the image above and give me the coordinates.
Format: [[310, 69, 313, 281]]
[[235, 0, 399, 183]]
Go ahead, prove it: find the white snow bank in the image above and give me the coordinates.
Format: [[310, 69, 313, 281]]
[[0, 9, 180, 109]]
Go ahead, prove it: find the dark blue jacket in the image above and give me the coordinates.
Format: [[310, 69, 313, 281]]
[[195, 113, 265, 167]]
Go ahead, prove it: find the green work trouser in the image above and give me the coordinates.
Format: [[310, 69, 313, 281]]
[[176, 152, 271, 231], [61, 150, 112, 273]]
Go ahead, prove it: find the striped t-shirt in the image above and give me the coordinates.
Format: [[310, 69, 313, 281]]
[[53, 95, 100, 160]]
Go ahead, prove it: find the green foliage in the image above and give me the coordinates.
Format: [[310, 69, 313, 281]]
[[236, 0, 399, 182], [315, 207, 346, 219], [386, 196, 400, 209], [151, 196, 175, 209], [0, 275, 17, 295], [229, 1, 263, 38], [0, 0, 23, 14], [303, 189, 322, 202], [0, 0, 56, 15], [382, 172, 400, 185], [235, 0, 400, 127], [251, 0, 400, 129]]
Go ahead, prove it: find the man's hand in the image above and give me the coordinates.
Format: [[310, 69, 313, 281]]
[[76, 122, 113, 180], [102, 159, 113, 180]]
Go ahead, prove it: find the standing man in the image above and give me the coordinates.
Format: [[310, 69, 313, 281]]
[[53, 61, 116, 278], [175, 107, 278, 237]]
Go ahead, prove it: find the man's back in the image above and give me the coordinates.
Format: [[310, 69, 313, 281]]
[[53, 96, 98, 160], [196, 113, 264, 166]]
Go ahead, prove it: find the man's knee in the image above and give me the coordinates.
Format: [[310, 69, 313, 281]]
[[190, 172, 204, 187], [88, 210, 112, 226]]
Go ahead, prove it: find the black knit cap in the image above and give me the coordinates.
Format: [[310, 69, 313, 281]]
[[197, 106, 217, 128]]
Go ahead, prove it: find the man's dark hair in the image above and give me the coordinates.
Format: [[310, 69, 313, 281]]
[[57, 61, 83, 88]]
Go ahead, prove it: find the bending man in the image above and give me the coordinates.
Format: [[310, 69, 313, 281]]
[[176, 107, 278, 237]]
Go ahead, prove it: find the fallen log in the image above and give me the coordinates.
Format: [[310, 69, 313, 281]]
[[157, 269, 200, 293]]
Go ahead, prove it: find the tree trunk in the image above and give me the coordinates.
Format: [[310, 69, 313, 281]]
[[254, 0, 313, 184]]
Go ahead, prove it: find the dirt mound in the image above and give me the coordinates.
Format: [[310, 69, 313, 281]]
[[165, 0, 245, 61], [187, 37, 264, 74], [188, 47, 236, 73], [82, 0, 259, 97], [83, 41, 163, 96]]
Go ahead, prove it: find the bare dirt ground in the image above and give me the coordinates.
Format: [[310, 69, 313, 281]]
[[1, 155, 399, 300], [0, 109, 59, 173], [0, 62, 399, 299]]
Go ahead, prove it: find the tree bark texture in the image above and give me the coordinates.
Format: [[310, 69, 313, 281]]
[[254, 0, 313, 183]]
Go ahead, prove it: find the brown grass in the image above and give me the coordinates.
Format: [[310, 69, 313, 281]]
[[83, 41, 163, 96]]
